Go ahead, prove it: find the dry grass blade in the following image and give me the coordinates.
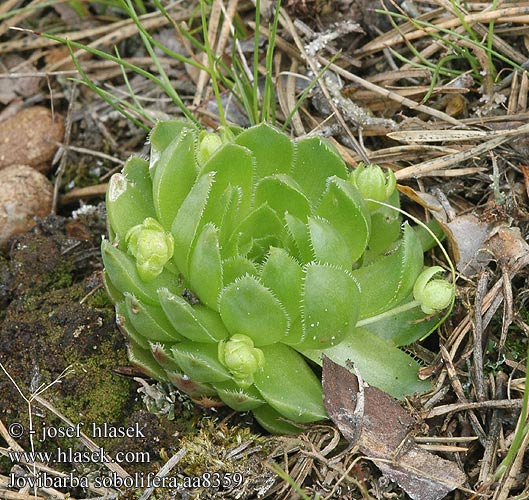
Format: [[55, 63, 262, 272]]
[[317, 55, 461, 126], [277, 66, 306, 136], [357, 6, 529, 56], [0, 420, 24, 453], [0, 0, 48, 38], [493, 429, 529, 500], [0, 488, 45, 500], [426, 398, 524, 419], [395, 135, 509, 179], [60, 183, 108, 205], [0, 0, 27, 17], [1, 7, 191, 56], [193, 0, 222, 106], [279, 8, 371, 161], [388, 122, 529, 143]]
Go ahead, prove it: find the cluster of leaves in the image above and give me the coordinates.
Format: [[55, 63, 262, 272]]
[[102, 120, 453, 433]]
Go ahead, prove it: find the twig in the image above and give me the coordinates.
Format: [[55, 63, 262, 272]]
[[472, 271, 489, 403], [426, 398, 523, 418], [279, 9, 370, 163], [479, 373, 507, 484], [316, 55, 462, 127], [439, 345, 487, 443]]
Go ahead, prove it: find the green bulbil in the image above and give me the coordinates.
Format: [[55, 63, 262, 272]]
[[413, 266, 455, 314], [126, 217, 175, 281], [103, 121, 454, 433], [218, 334, 265, 388], [349, 162, 396, 211]]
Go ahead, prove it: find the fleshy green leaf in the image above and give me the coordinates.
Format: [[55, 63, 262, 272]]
[[152, 129, 199, 230], [170, 342, 231, 383], [158, 288, 228, 343], [127, 339, 168, 381], [253, 343, 326, 423], [124, 293, 184, 342], [123, 156, 155, 208], [415, 218, 446, 252], [200, 143, 254, 218], [260, 247, 303, 322], [366, 190, 401, 257], [165, 370, 216, 397], [283, 316, 305, 345], [362, 296, 439, 346], [252, 404, 304, 434], [115, 301, 149, 350], [217, 186, 243, 251], [106, 169, 156, 243], [219, 275, 289, 346], [284, 213, 314, 264], [225, 204, 283, 261], [291, 136, 348, 207], [351, 223, 424, 319], [172, 172, 215, 277], [294, 263, 360, 349], [101, 240, 180, 306], [316, 177, 370, 263], [213, 380, 265, 411], [222, 256, 259, 285], [188, 223, 223, 311], [301, 328, 431, 399], [235, 123, 293, 179], [307, 216, 351, 269], [149, 120, 194, 171], [103, 271, 124, 304], [255, 174, 311, 220], [150, 342, 181, 372]]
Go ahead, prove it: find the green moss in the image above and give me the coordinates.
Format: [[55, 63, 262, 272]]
[[60, 339, 133, 426], [47, 260, 74, 290], [178, 420, 267, 476], [87, 288, 113, 308]]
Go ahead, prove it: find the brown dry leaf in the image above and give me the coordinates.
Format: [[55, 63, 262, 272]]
[[444, 94, 467, 117], [445, 214, 492, 276], [485, 225, 529, 265], [399, 185, 491, 276], [322, 357, 466, 500]]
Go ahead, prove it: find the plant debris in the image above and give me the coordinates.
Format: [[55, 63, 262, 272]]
[[322, 356, 467, 500], [2, 0, 529, 498]]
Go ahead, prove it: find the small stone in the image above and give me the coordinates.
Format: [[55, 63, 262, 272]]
[[0, 165, 53, 246], [0, 106, 64, 173]]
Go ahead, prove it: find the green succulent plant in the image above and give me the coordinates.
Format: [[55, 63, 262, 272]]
[[102, 120, 454, 433]]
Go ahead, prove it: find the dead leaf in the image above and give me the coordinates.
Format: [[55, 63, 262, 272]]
[[485, 225, 529, 266], [322, 357, 466, 500], [445, 214, 491, 276], [444, 94, 467, 117], [400, 185, 492, 276]]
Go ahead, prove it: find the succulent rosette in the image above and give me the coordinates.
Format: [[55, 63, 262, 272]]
[[102, 121, 453, 433]]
